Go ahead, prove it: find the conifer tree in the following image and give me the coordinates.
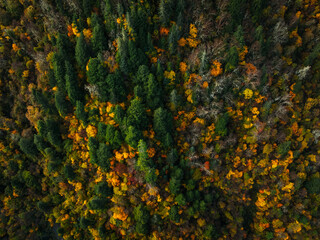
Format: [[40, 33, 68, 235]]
[[75, 32, 90, 70], [91, 22, 107, 54]]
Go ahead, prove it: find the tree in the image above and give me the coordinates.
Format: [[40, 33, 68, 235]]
[[34, 134, 48, 153], [169, 205, 180, 223], [86, 58, 105, 84], [88, 137, 99, 164], [153, 107, 173, 145], [88, 197, 108, 210], [106, 71, 126, 103], [95, 182, 112, 197], [32, 89, 49, 111], [97, 122, 107, 142], [125, 126, 142, 148], [137, 139, 149, 172], [65, 61, 81, 104], [75, 32, 90, 70], [105, 124, 115, 144], [96, 143, 112, 171], [113, 105, 125, 124], [126, 97, 148, 130], [228, 0, 246, 30], [225, 46, 239, 72], [55, 90, 69, 117], [63, 165, 75, 180], [134, 65, 149, 86], [19, 137, 38, 157], [168, 24, 178, 54], [146, 74, 162, 110], [75, 101, 87, 126], [134, 204, 150, 235], [215, 113, 230, 137], [91, 22, 108, 54], [52, 53, 65, 90]]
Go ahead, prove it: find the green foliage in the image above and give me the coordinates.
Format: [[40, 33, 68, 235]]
[[63, 165, 76, 180], [169, 205, 180, 223], [75, 101, 87, 126], [225, 46, 239, 72], [95, 182, 113, 197], [153, 107, 173, 147], [88, 197, 108, 210], [19, 137, 38, 157], [277, 141, 291, 157], [126, 97, 148, 130], [55, 90, 69, 117], [125, 126, 142, 149], [92, 22, 108, 53], [76, 32, 90, 70], [86, 58, 105, 84], [215, 113, 230, 137], [305, 178, 320, 194]]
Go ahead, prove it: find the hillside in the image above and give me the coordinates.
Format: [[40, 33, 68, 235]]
[[0, 0, 320, 239]]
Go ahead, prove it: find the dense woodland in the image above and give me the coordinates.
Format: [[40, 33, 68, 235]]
[[1, 0, 320, 239]]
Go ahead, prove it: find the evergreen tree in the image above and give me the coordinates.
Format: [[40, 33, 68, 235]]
[[75, 32, 90, 70], [91, 22, 108, 54], [75, 101, 87, 126], [125, 126, 142, 148], [126, 97, 148, 130], [146, 74, 162, 110], [52, 53, 65, 90], [86, 58, 105, 84], [153, 107, 173, 145], [168, 24, 178, 54], [54, 90, 69, 117], [137, 139, 149, 172], [113, 105, 125, 125], [65, 61, 81, 105], [96, 143, 112, 171], [19, 137, 38, 157], [106, 71, 126, 103]]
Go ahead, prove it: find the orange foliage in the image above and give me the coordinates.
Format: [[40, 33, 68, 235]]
[[210, 60, 222, 77]]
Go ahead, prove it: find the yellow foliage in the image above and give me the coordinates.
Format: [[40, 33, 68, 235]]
[[197, 218, 206, 227], [243, 88, 253, 99], [288, 221, 302, 233], [22, 70, 29, 78], [83, 28, 92, 39], [86, 125, 97, 138], [112, 207, 128, 221], [255, 195, 267, 207], [281, 182, 294, 192]]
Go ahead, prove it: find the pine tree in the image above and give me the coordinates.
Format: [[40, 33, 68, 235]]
[[91, 22, 107, 54], [153, 107, 173, 144], [55, 90, 69, 117], [86, 58, 105, 84], [75, 32, 90, 70], [168, 24, 178, 54], [106, 71, 126, 103], [146, 74, 162, 110], [137, 139, 149, 172], [19, 137, 39, 157], [75, 101, 87, 126], [125, 126, 142, 148], [127, 97, 148, 130], [65, 61, 81, 105]]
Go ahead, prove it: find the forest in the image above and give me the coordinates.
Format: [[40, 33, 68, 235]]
[[0, 0, 320, 239]]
